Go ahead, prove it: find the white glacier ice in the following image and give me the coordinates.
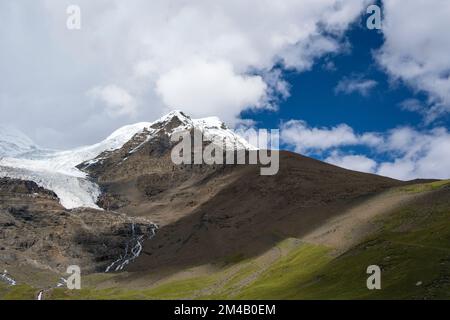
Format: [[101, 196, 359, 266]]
[[0, 122, 152, 209]]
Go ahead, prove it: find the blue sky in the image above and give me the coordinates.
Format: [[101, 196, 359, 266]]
[[242, 8, 450, 180], [245, 18, 423, 135]]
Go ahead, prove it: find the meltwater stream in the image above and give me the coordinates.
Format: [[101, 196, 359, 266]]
[[34, 221, 157, 299], [0, 270, 16, 286], [105, 222, 158, 273], [37, 277, 67, 300]]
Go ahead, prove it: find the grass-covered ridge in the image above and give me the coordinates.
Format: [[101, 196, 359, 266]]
[[0, 284, 36, 300], [395, 179, 450, 194], [236, 182, 450, 299], [2, 180, 450, 300]]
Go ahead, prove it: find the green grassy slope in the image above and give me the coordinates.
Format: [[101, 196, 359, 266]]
[[2, 181, 450, 300], [235, 181, 450, 299], [237, 204, 450, 299]]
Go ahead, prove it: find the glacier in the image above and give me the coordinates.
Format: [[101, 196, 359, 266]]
[[0, 122, 152, 209]]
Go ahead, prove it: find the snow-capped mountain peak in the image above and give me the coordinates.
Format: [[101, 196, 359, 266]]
[[0, 126, 39, 158], [152, 110, 254, 150], [156, 110, 191, 124], [104, 122, 153, 142], [0, 111, 255, 209]]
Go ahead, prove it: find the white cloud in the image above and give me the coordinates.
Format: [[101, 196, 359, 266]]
[[88, 85, 137, 117], [377, 0, 450, 120], [0, 0, 370, 148], [326, 152, 377, 173], [335, 75, 378, 96], [281, 119, 450, 180], [280, 119, 381, 154], [155, 60, 267, 124], [399, 99, 425, 113], [323, 60, 337, 71], [377, 127, 450, 180]]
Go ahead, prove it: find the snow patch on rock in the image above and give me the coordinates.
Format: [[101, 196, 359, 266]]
[[0, 122, 151, 209]]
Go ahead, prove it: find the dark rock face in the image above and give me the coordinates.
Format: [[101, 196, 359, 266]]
[[0, 177, 156, 273], [0, 178, 57, 198], [77, 122, 232, 222]]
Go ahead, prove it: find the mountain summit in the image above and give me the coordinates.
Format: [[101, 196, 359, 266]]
[[0, 111, 252, 209], [0, 126, 39, 158]]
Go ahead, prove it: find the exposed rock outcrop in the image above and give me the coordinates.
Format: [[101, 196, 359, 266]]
[[0, 178, 156, 274]]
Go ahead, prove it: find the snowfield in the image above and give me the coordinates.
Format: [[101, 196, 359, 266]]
[[0, 111, 254, 209]]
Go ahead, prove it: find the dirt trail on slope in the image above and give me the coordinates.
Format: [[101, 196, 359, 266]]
[[147, 190, 430, 296], [302, 189, 427, 252]]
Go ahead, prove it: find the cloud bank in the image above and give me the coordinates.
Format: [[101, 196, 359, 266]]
[[0, 0, 369, 148], [378, 0, 450, 121], [335, 75, 378, 97], [281, 120, 450, 180]]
